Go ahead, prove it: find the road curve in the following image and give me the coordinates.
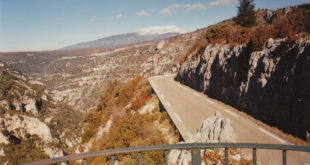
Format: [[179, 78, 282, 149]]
[[149, 75, 310, 165]]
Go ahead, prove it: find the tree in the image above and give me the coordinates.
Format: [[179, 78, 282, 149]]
[[235, 0, 256, 27]]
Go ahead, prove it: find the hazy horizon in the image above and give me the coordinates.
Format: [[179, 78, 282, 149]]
[[0, 0, 309, 52]]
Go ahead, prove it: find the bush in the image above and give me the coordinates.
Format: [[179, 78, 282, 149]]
[[1, 135, 49, 164], [205, 24, 232, 44], [247, 26, 272, 51], [81, 128, 96, 144], [101, 110, 168, 164], [104, 113, 147, 149], [116, 76, 142, 106], [204, 21, 254, 47], [81, 108, 105, 143], [130, 86, 151, 111]]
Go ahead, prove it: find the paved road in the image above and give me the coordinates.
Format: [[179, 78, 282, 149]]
[[149, 75, 310, 165]]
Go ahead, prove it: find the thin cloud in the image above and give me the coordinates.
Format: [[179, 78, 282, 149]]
[[208, 0, 237, 6], [136, 25, 187, 35], [136, 10, 150, 16], [160, 8, 171, 16], [111, 13, 123, 20], [160, 3, 206, 16], [187, 3, 206, 11]]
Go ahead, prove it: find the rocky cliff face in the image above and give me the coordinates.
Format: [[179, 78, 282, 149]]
[[0, 62, 82, 164], [176, 38, 310, 140]]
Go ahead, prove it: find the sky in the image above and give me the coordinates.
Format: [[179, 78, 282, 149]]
[[0, 0, 309, 52]]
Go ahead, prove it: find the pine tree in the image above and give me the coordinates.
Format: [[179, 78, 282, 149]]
[[235, 0, 256, 27]]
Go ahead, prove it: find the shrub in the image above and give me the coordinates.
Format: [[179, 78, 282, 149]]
[[81, 108, 104, 143], [159, 111, 168, 123], [272, 7, 310, 43], [116, 76, 142, 106], [247, 26, 272, 51], [228, 27, 253, 46], [205, 24, 231, 44], [101, 110, 168, 164], [104, 113, 147, 149], [81, 128, 96, 144], [204, 21, 254, 47], [130, 86, 151, 111], [1, 135, 49, 164]]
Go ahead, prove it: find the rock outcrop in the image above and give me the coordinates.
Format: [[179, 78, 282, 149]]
[[0, 62, 82, 164], [168, 112, 236, 165], [194, 111, 236, 143], [176, 38, 310, 140], [2, 114, 53, 143]]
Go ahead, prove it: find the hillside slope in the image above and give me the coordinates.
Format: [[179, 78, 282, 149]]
[[176, 4, 310, 140], [0, 29, 203, 112], [0, 62, 82, 164], [76, 76, 178, 164]]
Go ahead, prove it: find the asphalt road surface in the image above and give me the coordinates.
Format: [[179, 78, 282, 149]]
[[149, 75, 310, 165]]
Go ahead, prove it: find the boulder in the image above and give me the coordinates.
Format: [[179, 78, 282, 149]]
[[3, 114, 53, 142], [24, 98, 38, 115], [194, 111, 236, 143], [168, 112, 236, 165]]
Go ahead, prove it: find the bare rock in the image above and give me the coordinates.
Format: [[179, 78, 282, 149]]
[[24, 98, 38, 115], [168, 112, 236, 165], [176, 38, 310, 140], [44, 147, 64, 158], [264, 10, 274, 24], [195, 111, 236, 143], [0, 131, 9, 144], [266, 38, 274, 49], [3, 114, 53, 142]]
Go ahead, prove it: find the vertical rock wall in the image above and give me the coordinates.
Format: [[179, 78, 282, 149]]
[[176, 39, 310, 140]]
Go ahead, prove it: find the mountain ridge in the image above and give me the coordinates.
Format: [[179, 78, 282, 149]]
[[60, 32, 180, 50]]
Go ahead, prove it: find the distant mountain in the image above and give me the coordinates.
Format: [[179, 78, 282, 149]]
[[60, 32, 180, 50]]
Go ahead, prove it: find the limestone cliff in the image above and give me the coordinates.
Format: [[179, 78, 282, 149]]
[[176, 38, 310, 140], [0, 61, 82, 164]]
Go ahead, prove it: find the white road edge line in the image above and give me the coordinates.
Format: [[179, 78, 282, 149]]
[[174, 113, 182, 122], [206, 99, 215, 104], [224, 109, 239, 118], [258, 127, 286, 144], [166, 102, 171, 109], [193, 93, 200, 97]]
